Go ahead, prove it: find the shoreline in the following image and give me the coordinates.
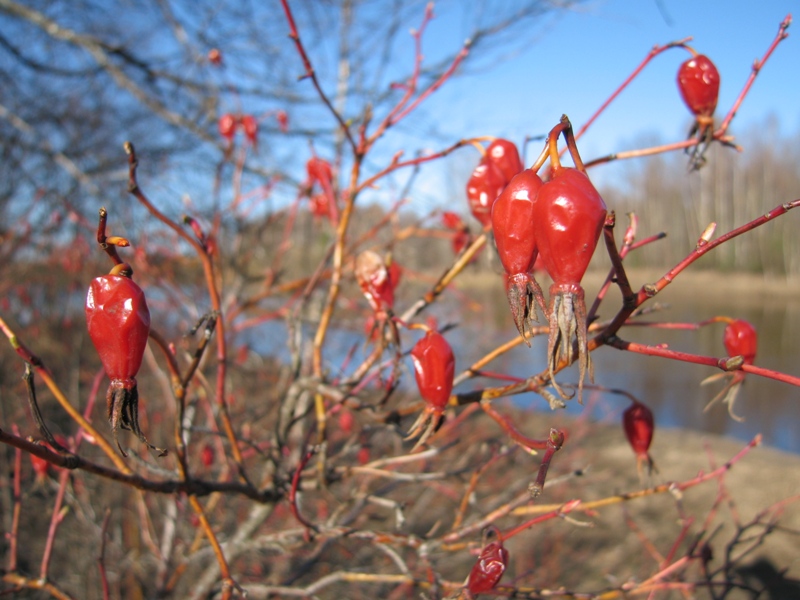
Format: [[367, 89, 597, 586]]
[[454, 267, 800, 303]]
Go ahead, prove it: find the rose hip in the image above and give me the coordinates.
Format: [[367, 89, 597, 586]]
[[704, 318, 758, 421], [677, 54, 720, 120], [218, 113, 236, 142], [491, 168, 547, 342], [407, 329, 455, 446], [724, 319, 757, 364], [623, 400, 656, 477], [86, 267, 160, 455], [241, 114, 258, 149], [466, 157, 506, 227], [467, 538, 509, 595], [354, 250, 400, 314], [485, 138, 523, 182], [524, 117, 607, 397], [534, 166, 606, 397]]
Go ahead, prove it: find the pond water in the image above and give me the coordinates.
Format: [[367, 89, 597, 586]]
[[445, 272, 800, 455], [242, 272, 800, 454]]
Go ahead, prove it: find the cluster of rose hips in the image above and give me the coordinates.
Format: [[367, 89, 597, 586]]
[[467, 116, 606, 400], [74, 42, 751, 600], [218, 113, 259, 150]]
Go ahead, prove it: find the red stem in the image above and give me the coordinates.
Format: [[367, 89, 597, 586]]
[[501, 499, 581, 542], [480, 402, 551, 450], [8, 425, 22, 573], [381, 3, 435, 127], [608, 338, 800, 387], [388, 44, 470, 127], [637, 199, 800, 303], [717, 14, 792, 133], [97, 508, 112, 600], [572, 39, 692, 145], [40, 468, 69, 580]]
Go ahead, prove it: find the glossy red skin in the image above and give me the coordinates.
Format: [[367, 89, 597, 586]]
[[623, 402, 654, 457], [218, 113, 236, 140], [485, 139, 523, 182], [677, 55, 720, 118], [410, 330, 455, 413], [467, 540, 509, 594], [467, 157, 507, 226], [724, 319, 757, 365], [85, 275, 151, 385], [491, 169, 543, 275], [241, 115, 258, 146], [533, 168, 606, 287]]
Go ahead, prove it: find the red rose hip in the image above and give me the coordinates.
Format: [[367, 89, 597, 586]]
[[86, 267, 162, 455], [704, 318, 758, 421], [677, 54, 720, 119], [485, 138, 523, 183], [467, 538, 509, 595], [723, 319, 757, 364], [406, 329, 455, 447], [533, 167, 606, 399], [623, 401, 656, 478], [491, 168, 547, 342], [466, 157, 506, 227], [218, 113, 236, 142]]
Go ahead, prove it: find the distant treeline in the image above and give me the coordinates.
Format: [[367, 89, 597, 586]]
[[598, 119, 800, 277]]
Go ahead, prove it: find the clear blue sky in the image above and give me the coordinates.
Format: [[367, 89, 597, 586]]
[[455, 0, 795, 151], [390, 0, 797, 211]]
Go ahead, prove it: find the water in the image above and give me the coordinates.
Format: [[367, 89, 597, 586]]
[[448, 272, 800, 455], [240, 272, 800, 454]]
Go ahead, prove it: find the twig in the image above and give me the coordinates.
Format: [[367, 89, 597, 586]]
[[717, 14, 792, 132], [279, 0, 357, 154], [0, 316, 129, 473], [97, 508, 112, 600], [124, 142, 246, 474]]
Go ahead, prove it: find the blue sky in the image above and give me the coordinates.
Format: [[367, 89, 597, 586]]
[[454, 0, 795, 150], [386, 0, 797, 211]]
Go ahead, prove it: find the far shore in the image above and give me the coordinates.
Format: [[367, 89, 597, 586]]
[[454, 267, 800, 306]]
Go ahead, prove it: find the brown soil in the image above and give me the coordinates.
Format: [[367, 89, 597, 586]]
[[505, 408, 800, 598]]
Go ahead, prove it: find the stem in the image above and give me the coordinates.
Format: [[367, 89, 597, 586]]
[[0, 316, 130, 473], [480, 402, 552, 451], [188, 494, 239, 598], [97, 508, 112, 600], [608, 337, 800, 387], [514, 435, 761, 516], [125, 142, 246, 472], [289, 447, 319, 534], [572, 38, 691, 145], [8, 426, 22, 573], [40, 469, 70, 580], [279, 0, 357, 154], [96, 207, 123, 266], [717, 14, 792, 133], [501, 499, 581, 541]]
